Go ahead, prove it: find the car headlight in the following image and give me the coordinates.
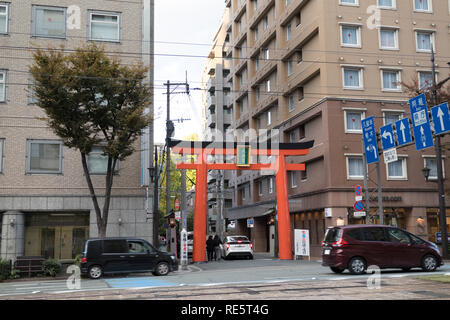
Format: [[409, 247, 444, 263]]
[[170, 255, 176, 262]]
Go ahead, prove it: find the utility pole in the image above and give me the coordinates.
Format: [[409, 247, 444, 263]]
[[431, 47, 449, 259], [152, 146, 159, 248]]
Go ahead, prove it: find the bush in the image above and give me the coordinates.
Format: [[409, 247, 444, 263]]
[[42, 259, 62, 277], [0, 259, 11, 282], [9, 269, 20, 280], [74, 254, 82, 268]]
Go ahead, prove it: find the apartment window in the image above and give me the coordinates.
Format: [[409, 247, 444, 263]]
[[289, 130, 296, 143], [288, 95, 295, 112], [253, 0, 258, 12], [341, 25, 361, 47], [255, 86, 261, 102], [0, 3, 9, 34], [87, 146, 119, 174], [0, 138, 4, 173], [253, 28, 258, 41], [291, 171, 297, 188], [287, 60, 293, 76], [28, 79, 37, 105], [254, 58, 259, 71], [264, 48, 269, 60], [267, 110, 271, 126], [263, 15, 268, 30], [345, 110, 365, 133], [340, 0, 359, 5], [387, 157, 407, 180], [416, 31, 434, 52], [424, 157, 444, 180], [347, 156, 364, 179], [286, 23, 292, 41], [343, 67, 363, 89], [418, 71, 434, 89], [414, 0, 432, 12], [286, 0, 291, 6], [0, 70, 5, 102], [378, 0, 396, 9], [301, 163, 307, 181], [258, 180, 263, 196], [384, 111, 402, 125], [379, 28, 398, 49], [32, 6, 66, 38], [298, 87, 304, 101], [299, 124, 305, 139], [269, 177, 274, 193], [381, 69, 401, 91], [89, 12, 120, 42], [295, 11, 301, 27], [265, 79, 271, 92], [26, 140, 63, 174]]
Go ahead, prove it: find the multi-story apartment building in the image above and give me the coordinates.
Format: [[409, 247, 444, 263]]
[[0, 0, 154, 261], [223, 0, 450, 257], [202, 11, 234, 235]]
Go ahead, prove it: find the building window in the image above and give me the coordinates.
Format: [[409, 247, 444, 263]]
[[265, 79, 271, 92], [0, 70, 5, 102], [347, 156, 364, 179], [381, 69, 401, 91], [291, 171, 297, 188], [345, 110, 365, 133], [423, 157, 445, 180], [289, 130, 296, 143], [263, 15, 268, 30], [418, 71, 434, 89], [384, 111, 402, 125], [253, 28, 258, 41], [258, 180, 263, 196], [32, 6, 66, 38], [264, 48, 269, 60], [267, 110, 271, 126], [253, 0, 258, 12], [288, 95, 295, 112], [416, 31, 434, 52], [379, 28, 398, 50], [87, 146, 119, 174], [0, 3, 9, 34], [340, 25, 361, 47], [340, 0, 359, 5], [286, 23, 292, 41], [378, 0, 396, 9], [343, 67, 363, 89], [414, 0, 432, 12], [89, 11, 121, 42], [301, 163, 307, 181], [28, 79, 37, 105], [269, 177, 274, 193], [0, 138, 4, 173], [387, 157, 407, 180], [287, 60, 293, 76], [26, 140, 63, 174]]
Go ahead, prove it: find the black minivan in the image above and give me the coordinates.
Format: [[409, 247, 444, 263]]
[[80, 237, 178, 279]]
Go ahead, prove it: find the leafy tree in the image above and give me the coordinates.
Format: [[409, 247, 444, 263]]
[[30, 43, 152, 238]]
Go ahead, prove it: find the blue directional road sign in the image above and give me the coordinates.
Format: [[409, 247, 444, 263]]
[[409, 94, 434, 150], [362, 116, 379, 164], [380, 123, 396, 150], [395, 118, 413, 147], [431, 102, 450, 135]]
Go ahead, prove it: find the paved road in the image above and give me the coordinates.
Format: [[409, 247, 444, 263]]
[[1, 254, 449, 299]]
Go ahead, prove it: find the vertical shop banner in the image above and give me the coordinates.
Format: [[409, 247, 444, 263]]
[[295, 229, 310, 259]]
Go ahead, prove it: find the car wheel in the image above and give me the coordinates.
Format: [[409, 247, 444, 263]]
[[421, 255, 438, 272], [348, 257, 367, 275], [154, 262, 170, 276], [330, 267, 345, 274], [248, 254, 253, 260], [88, 265, 103, 279]]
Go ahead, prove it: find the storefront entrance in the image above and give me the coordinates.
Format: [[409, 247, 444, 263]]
[[24, 212, 89, 260]]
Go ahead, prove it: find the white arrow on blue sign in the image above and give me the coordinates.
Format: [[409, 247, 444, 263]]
[[380, 123, 396, 150], [431, 102, 450, 135], [409, 93, 434, 150], [362, 116, 379, 164], [395, 118, 413, 146]]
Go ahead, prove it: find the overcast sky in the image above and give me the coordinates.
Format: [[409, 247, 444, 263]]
[[154, 0, 226, 144]]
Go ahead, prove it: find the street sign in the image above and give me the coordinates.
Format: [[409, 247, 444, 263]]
[[362, 117, 379, 164], [355, 185, 362, 196], [383, 148, 398, 164], [325, 208, 333, 218], [431, 102, 450, 135], [380, 123, 396, 150], [174, 198, 180, 211], [409, 94, 434, 150], [395, 118, 413, 146], [247, 218, 254, 228], [175, 211, 181, 221], [354, 201, 365, 212], [353, 211, 366, 217], [295, 229, 310, 258]]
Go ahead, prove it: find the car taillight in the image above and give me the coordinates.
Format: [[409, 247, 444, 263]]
[[81, 257, 87, 263], [249, 243, 253, 249], [332, 237, 349, 248], [238, 240, 242, 243], [226, 244, 230, 250]]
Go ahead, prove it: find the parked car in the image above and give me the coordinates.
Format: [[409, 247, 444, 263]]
[[80, 237, 178, 279], [222, 235, 253, 260], [322, 225, 443, 275]]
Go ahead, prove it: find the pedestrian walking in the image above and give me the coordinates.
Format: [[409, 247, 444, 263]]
[[206, 235, 215, 262], [213, 235, 223, 261]]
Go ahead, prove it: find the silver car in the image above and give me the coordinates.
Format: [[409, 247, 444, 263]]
[[222, 235, 253, 260]]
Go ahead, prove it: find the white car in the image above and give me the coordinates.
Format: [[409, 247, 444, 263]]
[[222, 235, 253, 260]]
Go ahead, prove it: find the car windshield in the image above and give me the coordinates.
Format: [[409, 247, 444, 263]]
[[324, 228, 342, 243], [228, 236, 249, 242]]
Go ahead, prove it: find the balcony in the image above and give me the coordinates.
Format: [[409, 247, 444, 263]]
[[249, 0, 275, 30], [225, 0, 231, 8], [279, 0, 309, 27], [249, 24, 276, 59], [252, 58, 277, 86], [207, 113, 217, 128], [207, 95, 216, 108], [281, 60, 320, 95], [206, 77, 216, 93], [252, 94, 278, 117], [224, 112, 232, 125], [281, 17, 320, 61]]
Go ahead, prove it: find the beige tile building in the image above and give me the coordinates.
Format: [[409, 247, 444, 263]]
[[220, 0, 450, 257], [0, 0, 154, 261]]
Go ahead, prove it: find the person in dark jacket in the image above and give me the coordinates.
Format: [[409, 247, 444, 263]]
[[206, 235, 215, 262], [213, 235, 223, 261]]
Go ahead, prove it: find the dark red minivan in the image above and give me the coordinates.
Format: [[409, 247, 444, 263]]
[[322, 225, 443, 274]]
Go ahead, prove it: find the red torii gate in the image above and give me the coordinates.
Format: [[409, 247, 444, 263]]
[[170, 139, 314, 262]]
